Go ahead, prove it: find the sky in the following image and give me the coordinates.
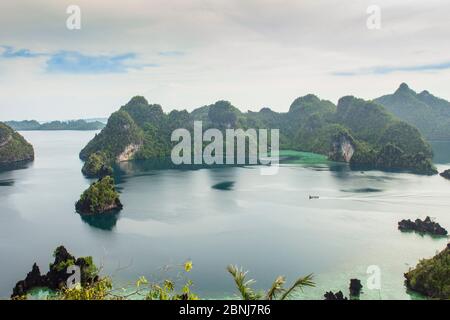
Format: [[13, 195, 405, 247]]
[[1, 0, 450, 121]]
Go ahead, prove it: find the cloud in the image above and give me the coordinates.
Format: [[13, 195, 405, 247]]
[[334, 61, 450, 76], [1, 46, 157, 74], [46, 51, 144, 74], [2, 0, 450, 120], [0, 45, 45, 58]]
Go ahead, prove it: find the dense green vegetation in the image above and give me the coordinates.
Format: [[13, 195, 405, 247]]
[[79, 93, 437, 175], [75, 176, 122, 214], [404, 244, 450, 299], [376, 83, 450, 140], [331, 97, 435, 174], [6, 119, 105, 131], [4, 120, 40, 130], [0, 122, 34, 165], [56, 259, 199, 300], [80, 110, 144, 161], [81, 152, 113, 178]]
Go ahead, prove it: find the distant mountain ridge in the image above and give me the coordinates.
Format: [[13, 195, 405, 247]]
[[80, 93, 437, 175], [375, 83, 450, 140], [5, 119, 105, 131]]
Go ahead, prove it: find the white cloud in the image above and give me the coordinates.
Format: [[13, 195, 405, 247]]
[[0, 0, 450, 120]]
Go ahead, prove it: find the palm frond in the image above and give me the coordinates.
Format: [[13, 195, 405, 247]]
[[227, 265, 261, 300], [266, 276, 286, 300], [280, 274, 315, 300]]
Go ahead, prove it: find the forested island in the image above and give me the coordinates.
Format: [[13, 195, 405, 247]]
[[80, 88, 437, 175], [376, 83, 450, 141], [0, 122, 34, 165], [5, 119, 105, 131], [404, 243, 450, 299], [75, 176, 122, 215]]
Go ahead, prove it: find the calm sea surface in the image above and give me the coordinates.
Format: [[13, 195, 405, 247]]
[[0, 131, 449, 299]]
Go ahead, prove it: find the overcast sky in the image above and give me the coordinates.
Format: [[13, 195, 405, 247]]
[[1, 0, 450, 121]]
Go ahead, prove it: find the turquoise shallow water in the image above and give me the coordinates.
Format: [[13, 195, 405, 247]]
[[0, 131, 449, 299]]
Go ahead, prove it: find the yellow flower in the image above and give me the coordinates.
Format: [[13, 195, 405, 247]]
[[184, 260, 193, 272], [136, 276, 148, 287], [164, 280, 174, 291]]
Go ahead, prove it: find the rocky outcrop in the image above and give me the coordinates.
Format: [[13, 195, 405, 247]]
[[12, 263, 48, 297], [324, 279, 363, 300], [398, 216, 447, 236], [329, 132, 355, 163], [440, 169, 450, 180], [324, 291, 348, 300], [349, 279, 363, 297], [12, 246, 99, 298]]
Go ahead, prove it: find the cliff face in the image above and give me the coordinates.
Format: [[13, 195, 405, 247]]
[[117, 143, 142, 162], [329, 132, 355, 162], [0, 122, 34, 165]]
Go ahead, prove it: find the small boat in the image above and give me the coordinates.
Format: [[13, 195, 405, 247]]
[[309, 195, 319, 200]]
